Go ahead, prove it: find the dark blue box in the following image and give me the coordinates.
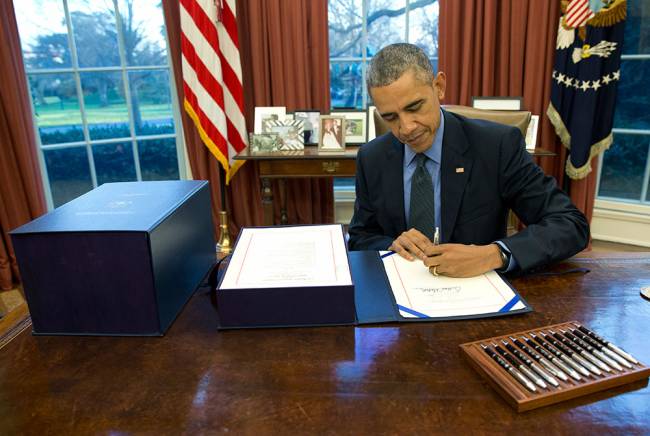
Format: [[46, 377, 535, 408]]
[[10, 180, 216, 336]]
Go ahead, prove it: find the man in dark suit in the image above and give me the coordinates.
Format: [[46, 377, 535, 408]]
[[348, 43, 589, 277]]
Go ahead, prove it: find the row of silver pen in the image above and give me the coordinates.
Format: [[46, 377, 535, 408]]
[[480, 323, 640, 393]]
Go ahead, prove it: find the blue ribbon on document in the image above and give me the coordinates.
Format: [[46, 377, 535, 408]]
[[498, 295, 520, 313], [397, 304, 431, 318]]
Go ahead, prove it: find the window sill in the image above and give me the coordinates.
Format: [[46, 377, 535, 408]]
[[591, 199, 650, 247]]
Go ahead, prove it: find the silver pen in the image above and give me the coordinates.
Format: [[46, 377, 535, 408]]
[[481, 344, 537, 393], [512, 336, 566, 383], [573, 323, 639, 365], [433, 226, 440, 245], [559, 329, 615, 373], [501, 340, 551, 389], [491, 343, 539, 392], [540, 332, 594, 377], [568, 328, 626, 371], [549, 330, 605, 376], [529, 333, 582, 381]]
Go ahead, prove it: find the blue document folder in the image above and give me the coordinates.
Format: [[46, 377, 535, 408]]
[[350, 250, 532, 324]]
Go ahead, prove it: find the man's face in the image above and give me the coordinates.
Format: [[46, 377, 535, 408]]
[[370, 69, 446, 154]]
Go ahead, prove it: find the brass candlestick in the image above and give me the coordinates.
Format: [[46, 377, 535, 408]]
[[217, 210, 232, 254]]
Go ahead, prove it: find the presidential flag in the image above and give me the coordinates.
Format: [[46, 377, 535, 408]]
[[547, 0, 627, 179], [180, 0, 248, 183]]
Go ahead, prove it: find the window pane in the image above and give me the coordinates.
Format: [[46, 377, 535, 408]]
[[129, 70, 175, 135], [69, 0, 120, 68], [331, 62, 363, 109], [29, 73, 84, 145], [14, 0, 71, 69], [409, 1, 439, 58], [430, 57, 439, 74], [93, 142, 137, 185], [329, 0, 364, 57], [613, 59, 650, 130], [117, 0, 168, 66], [138, 138, 180, 181], [44, 147, 93, 207], [623, 0, 650, 55], [367, 0, 406, 56], [80, 72, 130, 140], [598, 134, 649, 200]]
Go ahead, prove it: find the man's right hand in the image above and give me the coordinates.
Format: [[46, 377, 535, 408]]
[[389, 228, 432, 261]]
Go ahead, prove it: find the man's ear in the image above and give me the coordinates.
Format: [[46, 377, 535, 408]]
[[434, 71, 446, 101]]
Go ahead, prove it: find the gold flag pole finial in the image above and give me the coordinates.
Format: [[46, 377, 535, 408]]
[[217, 210, 232, 254]]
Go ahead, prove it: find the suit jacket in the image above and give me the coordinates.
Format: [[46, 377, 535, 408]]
[[348, 109, 590, 273]]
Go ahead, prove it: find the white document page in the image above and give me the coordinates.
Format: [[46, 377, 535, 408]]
[[219, 225, 352, 289], [381, 252, 526, 318]]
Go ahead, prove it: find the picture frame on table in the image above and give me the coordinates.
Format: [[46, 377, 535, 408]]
[[318, 115, 346, 153], [471, 97, 523, 111], [525, 115, 539, 150], [333, 110, 367, 144], [367, 105, 378, 141], [254, 106, 286, 133], [263, 119, 305, 150], [293, 110, 321, 145], [249, 133, 282, 154]]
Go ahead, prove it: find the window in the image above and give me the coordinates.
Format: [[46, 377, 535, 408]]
[[328, 0, 439, 216], [597, 0, 650, 204], [14, 0, 185, 208], [329, 0, 439, 109]]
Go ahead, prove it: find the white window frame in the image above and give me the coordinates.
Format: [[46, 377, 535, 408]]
[[19, 0, 187, 210], [593, 53, 650, 247], [330, 0, 439, 222], [329, 0, 439, 109]]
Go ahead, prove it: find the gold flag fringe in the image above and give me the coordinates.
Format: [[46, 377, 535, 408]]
[[546, 103, 613, 180]]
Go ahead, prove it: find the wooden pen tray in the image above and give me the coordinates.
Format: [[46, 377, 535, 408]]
[[460, 321, 650, 412]]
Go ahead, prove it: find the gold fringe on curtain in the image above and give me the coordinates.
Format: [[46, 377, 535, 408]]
[[546, 102, 613, 180]]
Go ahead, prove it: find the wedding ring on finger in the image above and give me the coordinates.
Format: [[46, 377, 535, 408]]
[[430, 265, 439, 276]]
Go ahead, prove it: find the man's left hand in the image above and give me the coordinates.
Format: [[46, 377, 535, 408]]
[[422, 243, 504, 278]]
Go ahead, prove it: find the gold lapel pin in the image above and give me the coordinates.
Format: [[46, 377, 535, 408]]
[[456, 167, 464, 173]]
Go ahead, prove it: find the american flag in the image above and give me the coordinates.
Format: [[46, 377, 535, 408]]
[[565, 0, 595, 28], [180, 0, 247, 183]]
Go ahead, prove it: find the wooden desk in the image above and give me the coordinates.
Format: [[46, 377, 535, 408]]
[[235, 147, 556, 225], [234, 146, 359, 225], [2, 252, 648, 434]]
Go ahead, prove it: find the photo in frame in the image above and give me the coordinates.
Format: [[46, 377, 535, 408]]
[[334, 110, 367, 144], [293, 110, 320, 144], [525, 115, 539, 150], [249, 132, 282, 154], [471, 97, 522, 111], [367, 105, 378, 141], [318, 115, 346, 152], [254, 106, 286, 133], [264, 119, 305, 150]]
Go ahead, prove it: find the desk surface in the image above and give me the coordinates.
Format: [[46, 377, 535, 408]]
[[1, 252, 649, 434]]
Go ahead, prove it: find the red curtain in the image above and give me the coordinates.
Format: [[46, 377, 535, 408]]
[[439, 0, 598, 223], [0, 2, 47, 290], [162, 0, 333, 239]]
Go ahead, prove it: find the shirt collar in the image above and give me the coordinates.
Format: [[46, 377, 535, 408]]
[[404, 108, 445, 166]]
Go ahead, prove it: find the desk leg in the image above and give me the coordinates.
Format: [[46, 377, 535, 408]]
[[278, 178, 288, 225], [261, 177, 274, 225]]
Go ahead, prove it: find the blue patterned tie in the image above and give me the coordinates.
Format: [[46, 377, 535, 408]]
[[409, 154, 435, 240]]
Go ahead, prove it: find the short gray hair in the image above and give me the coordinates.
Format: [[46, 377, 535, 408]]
[[366, 43, 434, 90]]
